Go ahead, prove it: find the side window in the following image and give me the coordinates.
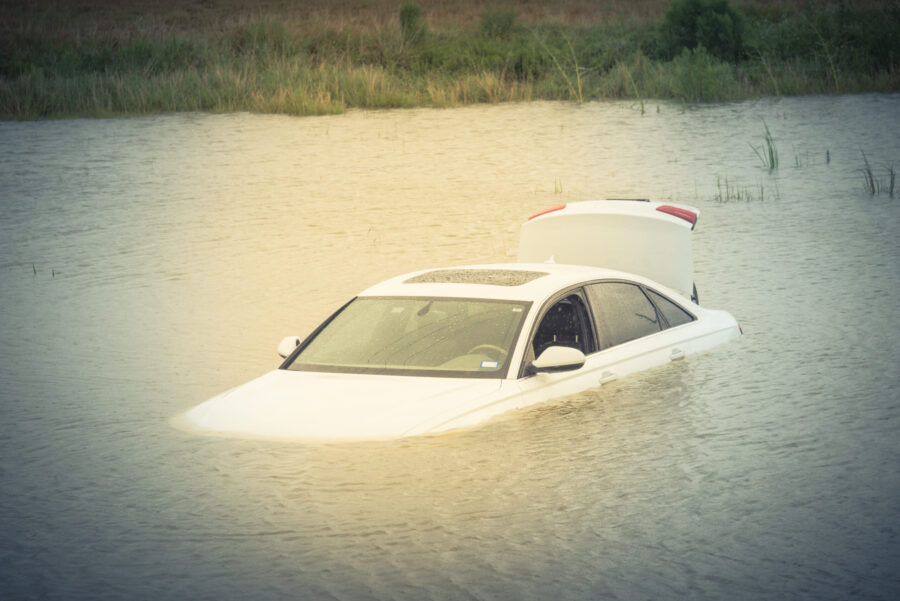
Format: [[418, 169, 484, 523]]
[[647, 289, 695, 328], [585, 283, 662, 349], [531, 293, 594, 358]]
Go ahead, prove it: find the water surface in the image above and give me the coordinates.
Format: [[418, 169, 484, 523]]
[[1, 95, 899, 600]]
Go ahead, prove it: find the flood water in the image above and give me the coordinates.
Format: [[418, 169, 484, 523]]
[[1, 95, 899, 600]]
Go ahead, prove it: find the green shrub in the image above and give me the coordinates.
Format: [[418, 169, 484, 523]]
[[416, 31, 546, 82], [669, 46, 736, 100], [230, 19, 293, 58], [480, 9, 516, 38], [659, 0, 745, 60], [399, 2, 427, 45]]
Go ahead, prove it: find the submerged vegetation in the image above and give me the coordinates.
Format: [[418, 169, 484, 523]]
[[712, 122, 897, 203], [1, 0, 898, 119], [714, 176, 777, 202]]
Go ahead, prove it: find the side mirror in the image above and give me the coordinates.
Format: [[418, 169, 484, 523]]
[[277, 336, 303, 359], [531, 346, 586, 373]]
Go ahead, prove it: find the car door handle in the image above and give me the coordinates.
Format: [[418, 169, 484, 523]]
[[670, 347, 685, 361], [599, 370, 616, 384]]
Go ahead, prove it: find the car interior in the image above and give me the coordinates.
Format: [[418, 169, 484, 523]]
[[531, 294, 592, 358]]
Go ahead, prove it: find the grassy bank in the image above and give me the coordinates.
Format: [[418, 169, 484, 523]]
[[1, 0, 898, 119]]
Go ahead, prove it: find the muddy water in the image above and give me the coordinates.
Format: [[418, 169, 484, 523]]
[[1, 95, 899, 600]]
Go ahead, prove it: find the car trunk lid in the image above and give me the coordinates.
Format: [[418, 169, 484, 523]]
[[517, 200, 698, 297]]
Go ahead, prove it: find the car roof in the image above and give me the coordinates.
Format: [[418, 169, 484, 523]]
[[357, 262, 678, 302]]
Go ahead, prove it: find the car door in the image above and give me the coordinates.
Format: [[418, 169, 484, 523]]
[[513, 287, 607, 408], [582, 281, 695, 380], [514, 281, 698, 409]]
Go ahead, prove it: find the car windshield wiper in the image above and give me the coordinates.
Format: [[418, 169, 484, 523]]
[[417, 300, 434, 317]]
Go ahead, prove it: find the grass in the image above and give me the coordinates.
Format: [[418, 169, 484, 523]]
[[534, 31, 585, 104], [1, 0, 898, 119], [714, 176, 774, 202], [623, 64, 645, 114], [860, 151, 896, 197], [750, 121, 779, 172], [806, 13, 840, 93]]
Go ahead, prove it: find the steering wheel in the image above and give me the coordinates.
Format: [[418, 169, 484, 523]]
[[467, 344, 508, 359]]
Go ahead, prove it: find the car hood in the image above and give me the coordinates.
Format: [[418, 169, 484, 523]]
[[179, 369, 505, 440]]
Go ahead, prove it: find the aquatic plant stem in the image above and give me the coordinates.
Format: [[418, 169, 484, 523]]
[[625, 66, 645, 114], [565, 36, 584, 105], [860, 150, 876, 195], [750, 121, 778, 172]]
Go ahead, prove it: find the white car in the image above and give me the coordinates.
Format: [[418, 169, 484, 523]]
[[183, 201, 740, 440]]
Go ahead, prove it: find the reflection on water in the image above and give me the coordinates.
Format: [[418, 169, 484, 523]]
[[1, 96, 899, 600]]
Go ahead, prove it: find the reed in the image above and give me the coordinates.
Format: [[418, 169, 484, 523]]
[[860, 151, 877, 196], [554, 176, 564, 194], [532, 29, 585, 104], [859, 151, 896, 198], [792, 144, 804, 167], [624, 66, 645, 114], [714, 176, 771, 202], [750, 121, 779, 172]]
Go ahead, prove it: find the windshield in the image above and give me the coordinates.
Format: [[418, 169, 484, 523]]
[[284, 297, 530, 378]]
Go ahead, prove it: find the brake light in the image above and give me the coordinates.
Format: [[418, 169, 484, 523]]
[[528, 204, 566, 220], [656, 205, 698, 229]]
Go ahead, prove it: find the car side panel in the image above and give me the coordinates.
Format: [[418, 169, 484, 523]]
[[513, 317, 738, 410]]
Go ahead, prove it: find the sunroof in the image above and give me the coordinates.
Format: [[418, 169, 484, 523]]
[[404, 269, 548, 286]]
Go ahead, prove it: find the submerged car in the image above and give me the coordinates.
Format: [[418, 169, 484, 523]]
[[183, 200, 740, 440]]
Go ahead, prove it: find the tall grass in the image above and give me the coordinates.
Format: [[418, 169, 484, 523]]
[[750, 121, 779, 171], [806, 15, 840, 93], [860, 151, 896, 198], [532, 30, 586, 104], [624, 65, 645, 114], [1, 1, 898, 119]]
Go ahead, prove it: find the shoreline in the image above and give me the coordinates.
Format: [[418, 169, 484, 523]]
[[2, 0, 898, 120]]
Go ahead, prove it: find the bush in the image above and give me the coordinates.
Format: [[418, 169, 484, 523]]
[[480, 9, 516, 38], [230, 19, 293, 58], [659, 0, 745, 60], [399, 2, 427, 45], [668, 45, 736, 100]]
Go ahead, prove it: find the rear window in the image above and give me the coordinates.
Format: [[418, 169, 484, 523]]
[[647, 289, 695, 328]]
